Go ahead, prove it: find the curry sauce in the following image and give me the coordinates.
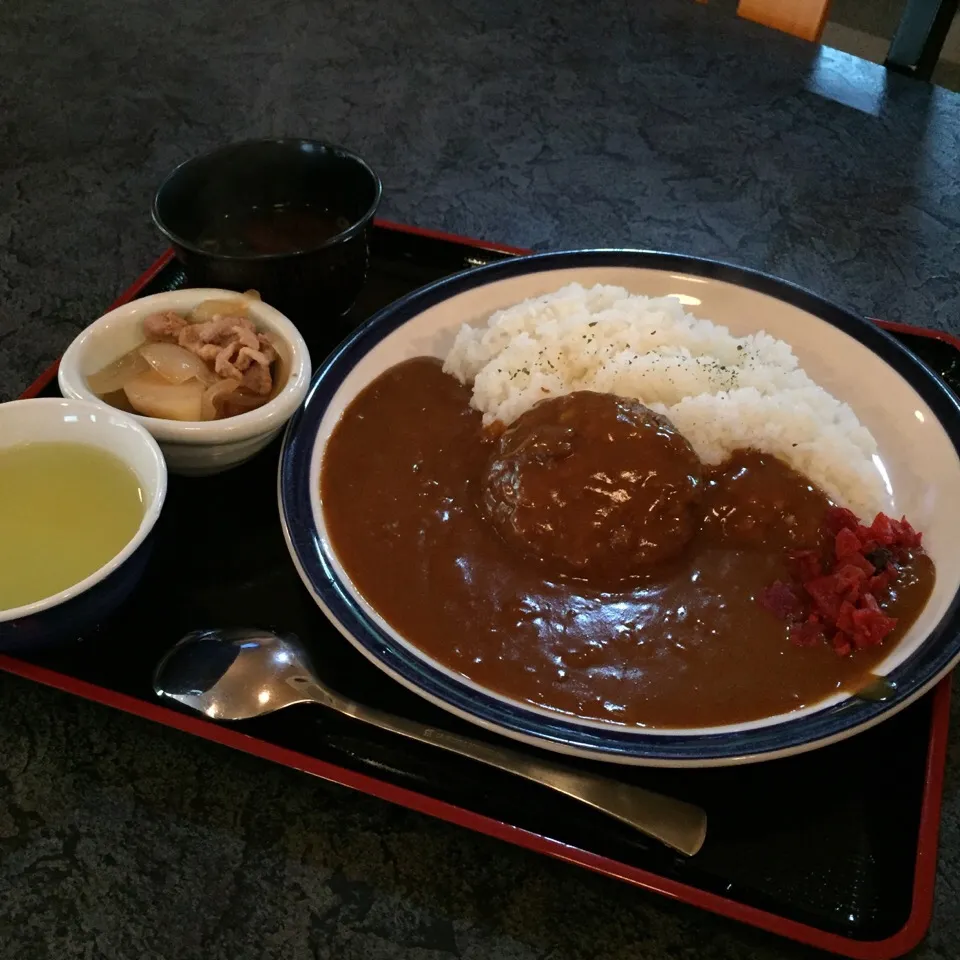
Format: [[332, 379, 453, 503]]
[[320, 357, 935, 728]]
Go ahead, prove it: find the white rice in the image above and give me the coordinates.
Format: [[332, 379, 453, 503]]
[[442, 282, 885, 518]]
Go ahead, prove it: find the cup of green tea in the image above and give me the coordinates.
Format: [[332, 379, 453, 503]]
[[0, 398, 167, 651], [152, 139, 382, 334]]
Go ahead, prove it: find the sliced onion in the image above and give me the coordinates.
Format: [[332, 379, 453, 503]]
[[139, 342, 217, 385], [200, 379, 240, 421], [86, 348, 149, 395], [189, 295, 252, 323], [123, 371, 204, 421]]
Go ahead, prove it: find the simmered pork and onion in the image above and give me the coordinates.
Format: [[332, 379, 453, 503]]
[[88, 292, 289, 421]]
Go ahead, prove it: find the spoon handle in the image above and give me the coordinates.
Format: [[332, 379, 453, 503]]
[[303, 683, 706, 855]]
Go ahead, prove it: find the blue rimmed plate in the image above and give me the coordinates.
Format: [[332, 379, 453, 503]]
[[279, 250, 960, 767]]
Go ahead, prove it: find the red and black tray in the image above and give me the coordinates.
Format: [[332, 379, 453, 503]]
[[3, 222, 954, 959]]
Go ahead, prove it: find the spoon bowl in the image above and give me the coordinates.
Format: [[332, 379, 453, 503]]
[[154, 628, 324, 720]]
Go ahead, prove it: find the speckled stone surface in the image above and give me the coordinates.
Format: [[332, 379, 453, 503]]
[[2, 0, 960, 957]]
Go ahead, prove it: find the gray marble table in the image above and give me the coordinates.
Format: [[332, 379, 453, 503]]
[[2, 0, 960, 957]]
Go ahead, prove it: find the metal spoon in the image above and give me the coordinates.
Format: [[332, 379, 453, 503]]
[[153, 628, 707, 855]]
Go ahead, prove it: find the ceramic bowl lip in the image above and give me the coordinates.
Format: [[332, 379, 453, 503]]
[[151, 138, 383, 261], [279, 248, 960, 766], [57, 288, 312, 445], [0, 397, 168, 624]]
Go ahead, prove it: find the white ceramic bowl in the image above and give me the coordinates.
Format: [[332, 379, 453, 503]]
[[279, 250, 960, 767], [0, 397, 167, 651], [58, 289, 312, 476]]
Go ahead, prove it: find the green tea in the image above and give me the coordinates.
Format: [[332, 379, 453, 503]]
[[0, 442, 145, 610]]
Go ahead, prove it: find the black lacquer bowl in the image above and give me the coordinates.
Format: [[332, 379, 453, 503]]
[[153, 138, 381, 332]]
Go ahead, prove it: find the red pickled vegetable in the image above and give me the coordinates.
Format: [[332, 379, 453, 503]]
[[804, 575, 844, 621], [790, 618, 824, 647], [835, 527, 861, 559], [758, 581, 805, 620], [850, 605, 897, 649], [824, 507, 859, 535], [831, 633, 853, 657], [759, 507, 923, 657]]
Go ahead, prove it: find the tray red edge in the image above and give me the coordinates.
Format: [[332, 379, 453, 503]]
[[3, 221, 953, 960]]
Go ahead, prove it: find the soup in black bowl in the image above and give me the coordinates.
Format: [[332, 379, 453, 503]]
[[153, 138, 382, 329]]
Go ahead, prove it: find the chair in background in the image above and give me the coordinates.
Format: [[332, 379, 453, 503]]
[[735, 0, 960, 82], [736, 0, 831, 42]]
